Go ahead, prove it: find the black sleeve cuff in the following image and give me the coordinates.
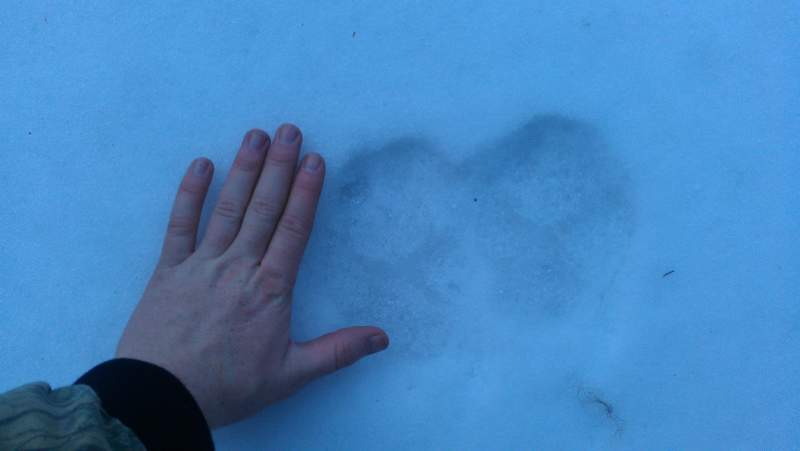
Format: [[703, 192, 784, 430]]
[[74, 358, 214, 451]]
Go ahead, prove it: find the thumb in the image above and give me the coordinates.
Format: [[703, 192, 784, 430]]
[[288, 326, 389, 383]]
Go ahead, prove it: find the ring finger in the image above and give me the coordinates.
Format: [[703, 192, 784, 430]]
[[225, 123, 302, 261]]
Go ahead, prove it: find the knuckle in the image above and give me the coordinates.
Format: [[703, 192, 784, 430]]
[[222, 254, 261, 270], [249, 197, 283, 222], [266, 147, 298, 167], [258, 264, 293, 296], [214, 199, 243, 220], [294, 172, 321, 191], [334, 341, 356, 371], [167, 215, 196, 237], [278, 214, 309, 240], [179, 180, 205, 195], [234, 156, 263, 172]]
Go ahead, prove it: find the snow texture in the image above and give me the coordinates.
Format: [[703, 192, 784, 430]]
[[1, 1, 798, 449]]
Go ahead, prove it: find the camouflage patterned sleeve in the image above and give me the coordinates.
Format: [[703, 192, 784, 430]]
[[0, 381, 146, 450]]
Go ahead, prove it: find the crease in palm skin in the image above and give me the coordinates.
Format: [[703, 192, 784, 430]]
[[115, 123, 390, 430]]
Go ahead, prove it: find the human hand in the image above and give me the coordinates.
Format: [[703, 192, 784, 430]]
[[115, 124, 389, 429]]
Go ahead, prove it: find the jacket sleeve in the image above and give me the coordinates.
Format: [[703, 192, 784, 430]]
[[0, 358, 215, 451], [0, 381, 146, 450]]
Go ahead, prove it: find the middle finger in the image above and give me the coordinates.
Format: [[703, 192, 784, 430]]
[[225, 123, 302, 261]]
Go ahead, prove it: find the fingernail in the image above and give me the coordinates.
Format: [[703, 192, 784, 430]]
[[368, 334, 388, 353], [193, 159, 209, 175], [302, 153, 321, 172], [247, 130, 268, 152], [278, 124, 299, 144]]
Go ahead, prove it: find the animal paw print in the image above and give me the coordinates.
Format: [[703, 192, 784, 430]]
[[302, 114, 635, 358]]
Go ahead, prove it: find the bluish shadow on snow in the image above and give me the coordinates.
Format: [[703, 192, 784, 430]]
[[300, 114, 635, 359]]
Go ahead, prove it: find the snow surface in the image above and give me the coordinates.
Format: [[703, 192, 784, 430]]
[[1, 1, 798, 449]]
